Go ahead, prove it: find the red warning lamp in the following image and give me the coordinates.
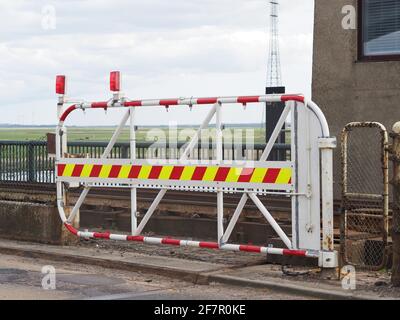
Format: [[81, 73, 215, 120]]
[[110, 71, 121, 92], [56, 75, 66, 95]]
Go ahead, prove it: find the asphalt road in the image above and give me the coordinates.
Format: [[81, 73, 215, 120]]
[[0, 253, 314, 300]]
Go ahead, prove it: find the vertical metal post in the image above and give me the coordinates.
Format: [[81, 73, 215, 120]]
[[27, 142, 35, 182], [318, 137, 337, 268], [391, 122, 400, 287], [130, 107, 137, 235], [216, 102, 224, 245]]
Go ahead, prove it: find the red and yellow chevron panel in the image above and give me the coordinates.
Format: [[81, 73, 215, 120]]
[[57, 163, 292, 185]]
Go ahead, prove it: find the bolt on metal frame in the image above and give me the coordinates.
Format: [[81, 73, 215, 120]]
[[55, 72, 338, 268]]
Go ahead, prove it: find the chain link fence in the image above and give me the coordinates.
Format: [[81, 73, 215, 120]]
[[341, 122, 390, 270]]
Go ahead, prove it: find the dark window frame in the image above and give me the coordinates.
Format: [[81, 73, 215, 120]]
[[358, 0, 400, 62]]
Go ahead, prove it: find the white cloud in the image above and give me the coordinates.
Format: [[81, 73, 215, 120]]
[[0, 0, 314, 125]]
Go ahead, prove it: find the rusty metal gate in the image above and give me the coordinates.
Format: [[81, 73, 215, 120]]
[[341, 122, 389, 270]]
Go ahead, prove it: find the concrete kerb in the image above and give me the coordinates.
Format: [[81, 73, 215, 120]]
[[0, 240, 387, 300]]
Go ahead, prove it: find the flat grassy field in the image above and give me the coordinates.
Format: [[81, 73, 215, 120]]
[[0, 127, 276, 144]]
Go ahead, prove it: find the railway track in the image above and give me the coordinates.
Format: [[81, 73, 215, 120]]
[[0, 181, 343, 264], [0, 181, 343, 216]]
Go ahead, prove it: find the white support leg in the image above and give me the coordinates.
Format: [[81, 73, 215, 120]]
[[222, 193, 248, 243], [318, 137, 338, 268], [217, 191, 224, 245], [216, 102, 224, 245], [130, 107, 137, 235], [134, 104, 218, 236], [248, 192, 292, 249]]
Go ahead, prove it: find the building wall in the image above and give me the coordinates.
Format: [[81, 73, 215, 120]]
[[312, 0, 400, 197]]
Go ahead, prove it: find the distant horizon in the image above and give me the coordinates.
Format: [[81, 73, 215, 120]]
[[0, 123, 291, 128]]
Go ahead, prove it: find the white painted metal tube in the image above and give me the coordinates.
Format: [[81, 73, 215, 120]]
[[134, 189, 167, 235], [181, 104, 217, 160], [306, 100, 330, 138], [222, 104, 291, 242], [134, 104, 218, 235], [217, 191, 224, 246], [101, 110, 131, 158], [67, 110, 131, 223], [260, 104, 291, 161], [130, 107, 137, 235], [319, 138, 336, 251], [222, 193, 248, 243], [216, 102, 224, 245], [248, 192, 292, 249]]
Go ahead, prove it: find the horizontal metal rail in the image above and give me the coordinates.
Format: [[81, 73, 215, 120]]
[[63, 222, 318, 258], [0, 141, 290, 185]]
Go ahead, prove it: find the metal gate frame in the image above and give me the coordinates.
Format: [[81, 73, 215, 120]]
[[55, 72, 337, 268], [341, 122, 389, 270]]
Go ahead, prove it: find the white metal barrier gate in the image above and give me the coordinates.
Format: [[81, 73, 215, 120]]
[[55, 72, 338, 268]]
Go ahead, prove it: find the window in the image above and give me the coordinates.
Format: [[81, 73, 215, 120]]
[[359, 0, 400, 60]]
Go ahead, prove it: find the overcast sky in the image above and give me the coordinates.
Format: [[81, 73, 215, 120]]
[[0, 0, 315, 126]]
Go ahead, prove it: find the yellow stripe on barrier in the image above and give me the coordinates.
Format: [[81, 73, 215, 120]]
[[203, 166, 218, 181], [250, 168, 268, 183], [138, 165, 152, 179], [99, 164, 113, 178], [118, 165, 132, 179], [180, 166, 196, 181], [58, 163, 293, 186], [81, 164, 94, 178], [159, 166, 174, 180], [275, 168, 292, 184], [225, 167, 243, 183], [62, 164, 75, 177]]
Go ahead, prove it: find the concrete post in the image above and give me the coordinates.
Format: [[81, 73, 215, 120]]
[[391, 122, 400, 287]]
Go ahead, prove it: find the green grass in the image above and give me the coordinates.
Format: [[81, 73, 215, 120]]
[[0, 127, 276, 144]]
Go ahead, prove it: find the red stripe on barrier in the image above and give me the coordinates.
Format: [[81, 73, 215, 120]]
[[197, 98, 218, 105], [281, 95, 305, 103], [93, 232, 111, 239], [124, 101, 142, 107], [214, 167, 230, 182], [64, 223, 78, 235], [237, 96, 260, 104], [199, 242, 219, 249], [91, 102, 108, 108], [57, 164, 66, 176], [263, 168, 281, 184], [191, 166, 207, 181], [62, 225, 316, 259], [149, 166, 163, 179], [238, 168, 255, 183], [60, 105, 77, 122], [128, 165, 142, 179], [160, 99, 179, 106], [161, 238, 181, 246], [127, 235, 145, 242], [109, 165, 122, 178], [71, 164, 84, 177], [282, 249, 307, 257], [288, 177, 292, 184], [239, 245, 262, 253], [89, 165, 102, 178], [170, 166, 185, 180]]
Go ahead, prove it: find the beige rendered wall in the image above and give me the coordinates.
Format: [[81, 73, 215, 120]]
[[312, 0, 400, 198]]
